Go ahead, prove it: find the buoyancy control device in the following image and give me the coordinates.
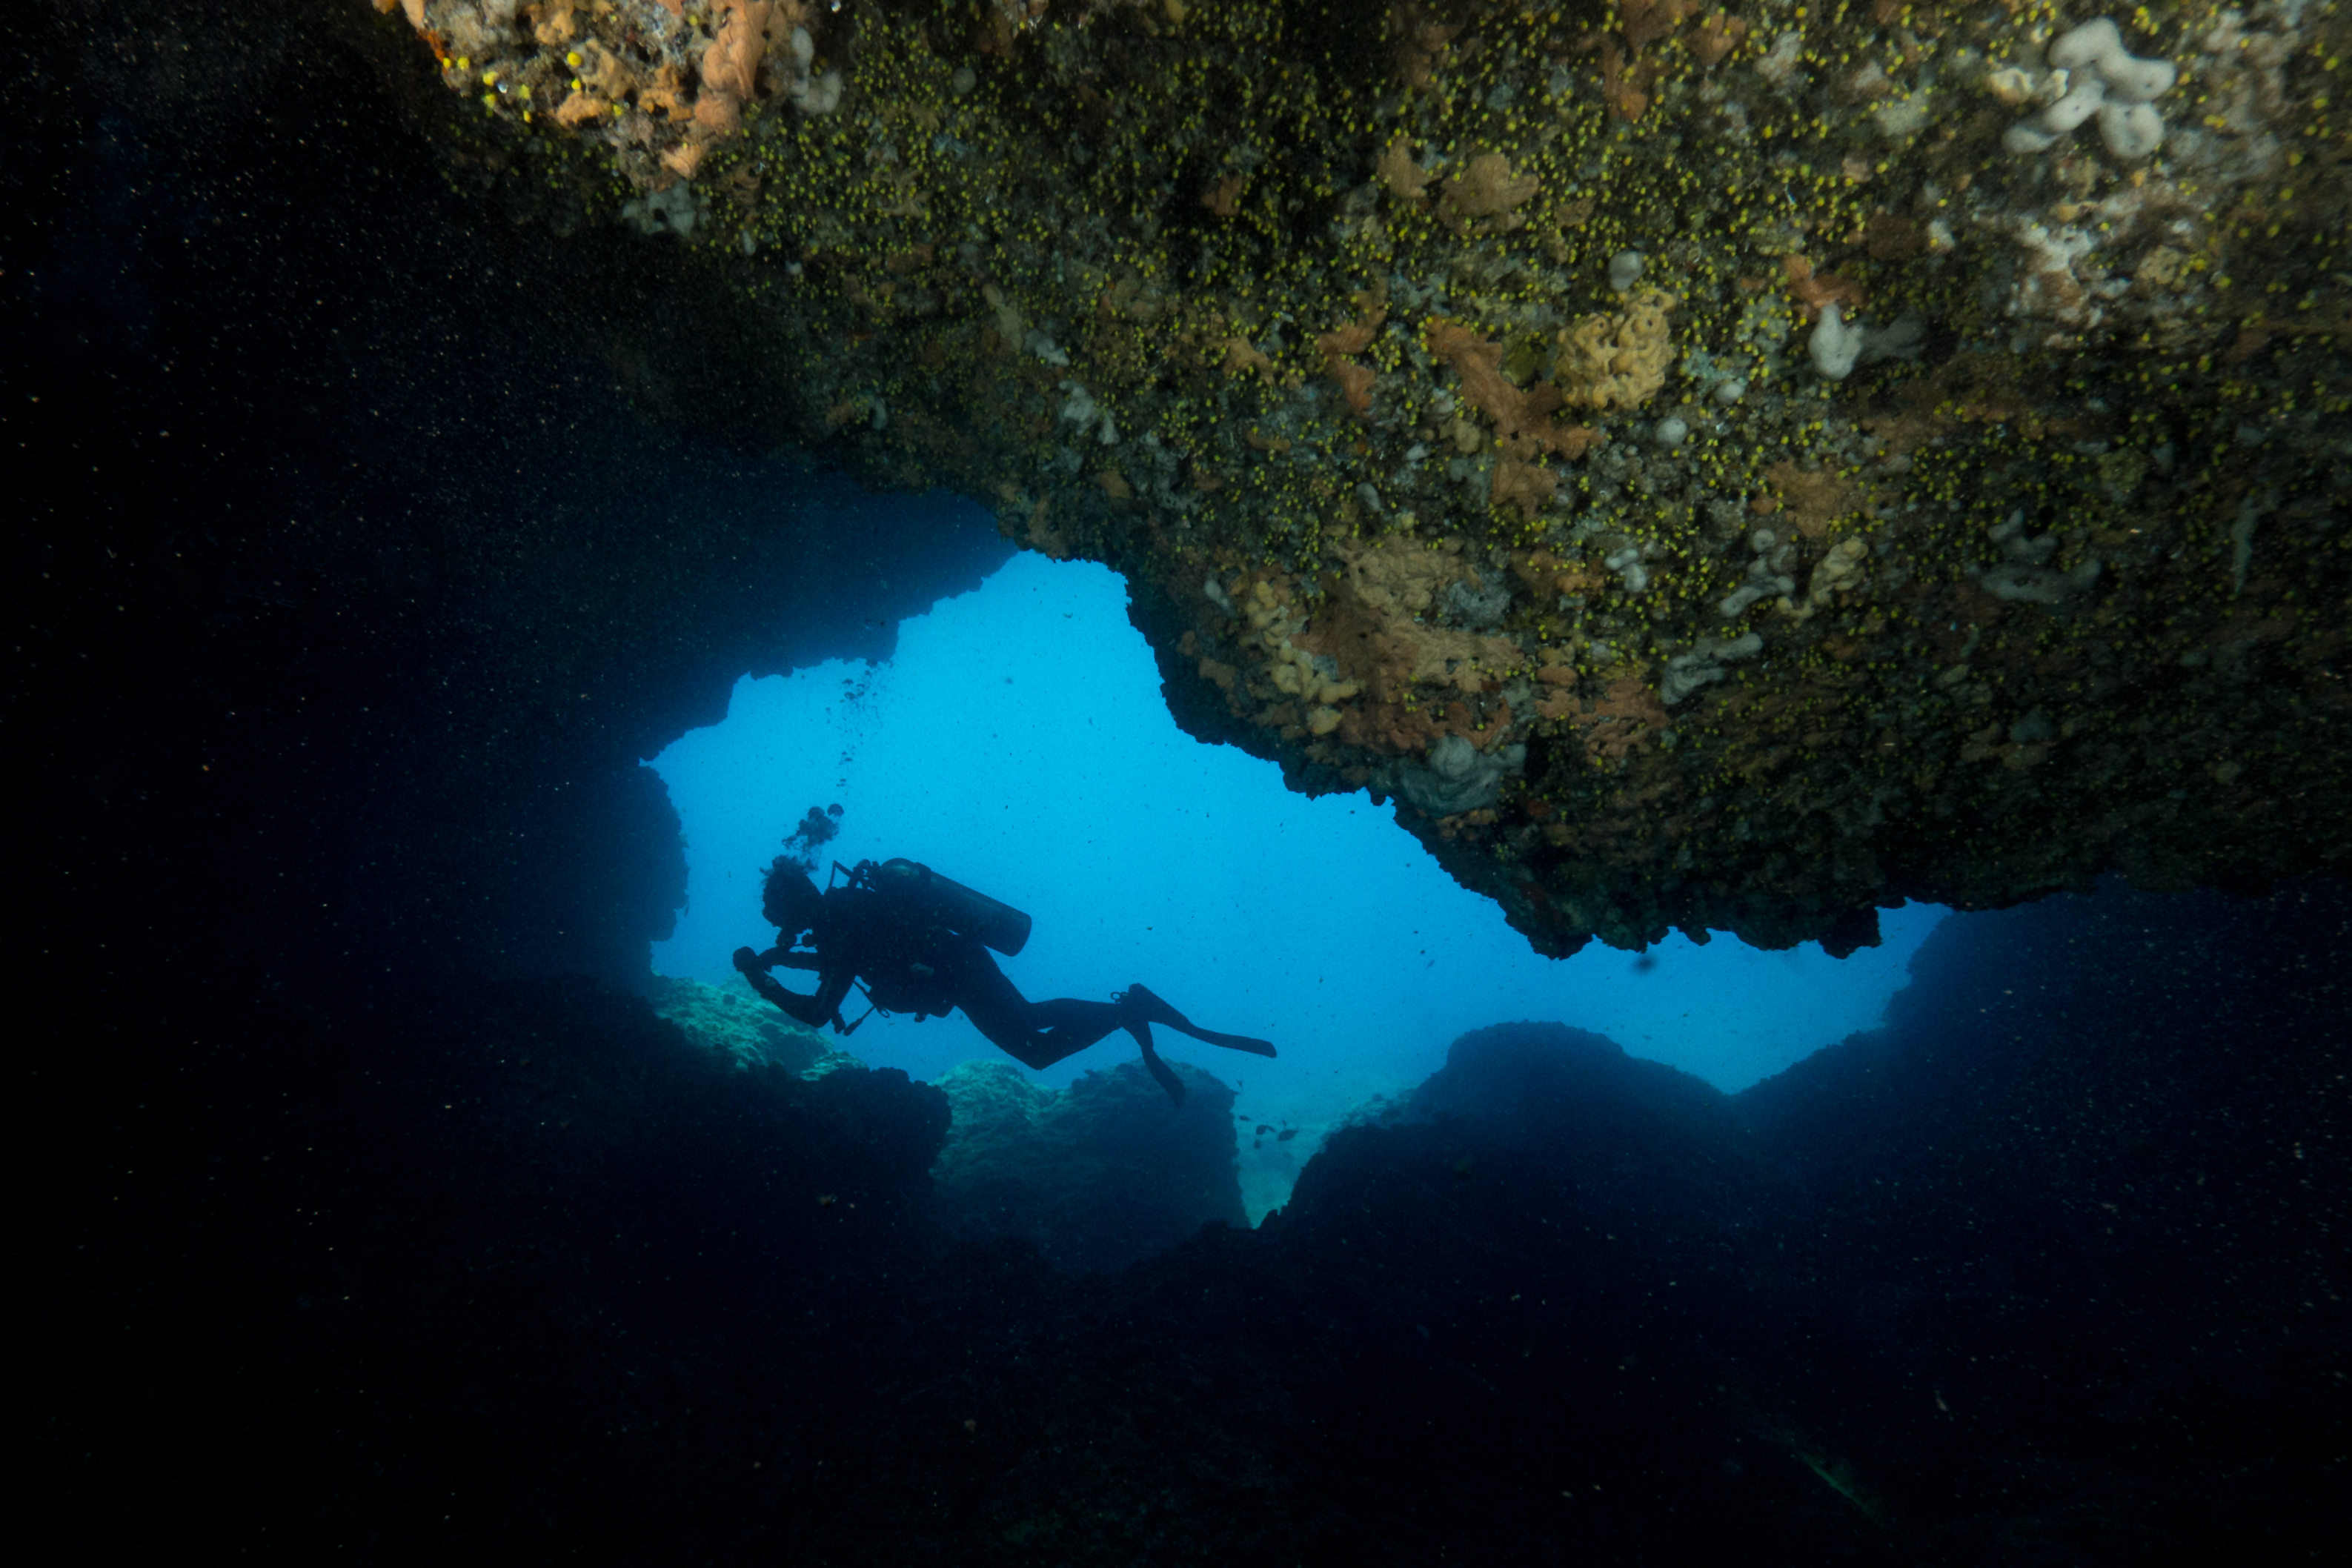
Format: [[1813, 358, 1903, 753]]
[[837, 857, 1032, 957]]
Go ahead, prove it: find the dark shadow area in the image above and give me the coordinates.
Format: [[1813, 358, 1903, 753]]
[[9, 0, 1009, 991], [33, 871, 2345, 1564]]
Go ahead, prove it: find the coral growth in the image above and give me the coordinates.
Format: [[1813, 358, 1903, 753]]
[[392, 0, 2352, 958], [1552, 288, 1677, 412], [1435, 152, 1542, 236], [648, 973, 828, 1073], [388, 0, 840, 196], [1315, 281, 1387, 419]]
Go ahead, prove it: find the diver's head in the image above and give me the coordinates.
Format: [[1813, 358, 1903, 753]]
[[761, 860, 823, 940]]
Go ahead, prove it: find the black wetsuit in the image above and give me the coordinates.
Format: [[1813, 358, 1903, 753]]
[[734, 880, 1272, 1104]]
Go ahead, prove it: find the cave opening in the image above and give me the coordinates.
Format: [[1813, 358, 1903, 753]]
[[645, 520, 1950, 1215]]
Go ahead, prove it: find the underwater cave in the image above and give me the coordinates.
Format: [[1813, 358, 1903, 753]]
[[646, 545, 1947, 1223], [20, 2, 2346, 1564]]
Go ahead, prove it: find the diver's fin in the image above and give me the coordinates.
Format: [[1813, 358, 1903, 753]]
[[1120, 985, 1278, 1058], [1128, 1022, 1187, 1107], [1183, 1026, 1277, 1058]]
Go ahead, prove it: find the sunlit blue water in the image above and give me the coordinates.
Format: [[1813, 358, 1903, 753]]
[[651, 540, 1944, 1207]]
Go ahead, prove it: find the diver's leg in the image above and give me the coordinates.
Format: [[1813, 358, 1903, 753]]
[[1003, 998, 1129, 1069], [1000, 1000, 1185, 1104], [951, 949, 1125, 1069], [1117, 984, 1278, 1057], [948, 951, 1211, 1103]]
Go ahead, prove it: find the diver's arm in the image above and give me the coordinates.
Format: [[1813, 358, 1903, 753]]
[[733, 946, 848, 1029], [805, 964, 856, 1029]]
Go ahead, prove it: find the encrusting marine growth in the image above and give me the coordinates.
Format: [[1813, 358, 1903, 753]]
[[382, 0, 2348, 957]]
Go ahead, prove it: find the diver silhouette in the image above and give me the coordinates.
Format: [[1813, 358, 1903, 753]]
[[733, 854, 1275, 1106]]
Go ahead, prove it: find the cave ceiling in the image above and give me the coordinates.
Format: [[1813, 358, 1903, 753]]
[[380, 0, 2346, 957]]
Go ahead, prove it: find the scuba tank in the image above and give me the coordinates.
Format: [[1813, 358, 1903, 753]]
[[851, 857, 1033, 957]]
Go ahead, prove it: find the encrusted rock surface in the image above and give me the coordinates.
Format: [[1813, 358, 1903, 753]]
[[932, 1057, 1248, 1272], [382, 0, 2348, 955], [650, 971, 833, 1069]]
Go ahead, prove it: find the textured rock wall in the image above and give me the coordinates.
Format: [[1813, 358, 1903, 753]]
[[385, 0, 2350, 956]]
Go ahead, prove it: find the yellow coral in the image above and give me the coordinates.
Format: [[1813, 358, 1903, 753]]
[[1286, 538, 1526, 760], [1266, 640, 1360, 707], [1197, 577, 1369, 745], [1332, 536, 1469, 620], [1552, 289, 1675, 412]]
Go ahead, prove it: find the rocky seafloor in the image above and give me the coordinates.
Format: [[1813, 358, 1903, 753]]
[[652, 972, 1256, 1271], [36, 880, 2343, 1564]]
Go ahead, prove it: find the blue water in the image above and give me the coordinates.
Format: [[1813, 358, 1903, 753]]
[[651, 535, 1944, 1209]]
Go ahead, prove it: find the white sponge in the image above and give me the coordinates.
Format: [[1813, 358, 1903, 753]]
[[1805, 305, 1924, 381], [2042, 78, 2107, 134], [1810, 303, 1868, 380], [2049, 19, 2176, 102], [2004, 17, 2175, 159], [2096, 100, 2165, 159]]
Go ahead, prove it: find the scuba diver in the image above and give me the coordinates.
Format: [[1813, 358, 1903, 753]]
[[733, 848, 1275, 1107]]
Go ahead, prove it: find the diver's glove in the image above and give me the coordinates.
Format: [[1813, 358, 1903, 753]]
[[731, 946, 764, 976]]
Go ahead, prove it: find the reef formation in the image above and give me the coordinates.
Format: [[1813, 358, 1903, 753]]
[[650, 971, 835, 1069], [649, 980, 1252, 1268], [384, 0, 2347, 955]]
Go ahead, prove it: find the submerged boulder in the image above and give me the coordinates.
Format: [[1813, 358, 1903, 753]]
[[932, 1057, 1246, 1273], [1410, 1019, 1738, 1152]]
